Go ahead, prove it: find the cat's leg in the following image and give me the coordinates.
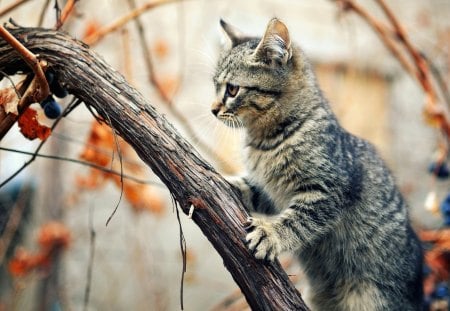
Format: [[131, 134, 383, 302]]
[[226, 176, 277, 214], [245, 190, 340, 261]]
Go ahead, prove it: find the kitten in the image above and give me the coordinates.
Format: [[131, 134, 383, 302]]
[[211, 18, 423, 311]]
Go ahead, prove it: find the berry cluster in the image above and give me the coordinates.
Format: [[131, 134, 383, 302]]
[[39, 70, 69, 119], [424, 281, 449, 311], [428, 161, 450, 180], [428, 161, 450, 224], [425, 160, 450, 310]]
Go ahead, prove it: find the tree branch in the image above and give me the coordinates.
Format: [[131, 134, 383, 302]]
[[0, 26, 308, 310]]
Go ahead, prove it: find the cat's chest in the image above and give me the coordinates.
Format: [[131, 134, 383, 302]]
[[245, 146, 297, 206]]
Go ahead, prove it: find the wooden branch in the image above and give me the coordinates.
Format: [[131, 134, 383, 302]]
[[0, 26, 308, 310]]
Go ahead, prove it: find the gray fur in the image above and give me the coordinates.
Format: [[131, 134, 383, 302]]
[[212, 18, 423, 310]]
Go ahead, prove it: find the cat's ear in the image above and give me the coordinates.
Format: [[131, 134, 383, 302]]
[[253, 18, 292, 66], [220, 19, 250, 49]]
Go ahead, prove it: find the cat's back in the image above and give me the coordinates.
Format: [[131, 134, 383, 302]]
[[301, 131, 423, 310]]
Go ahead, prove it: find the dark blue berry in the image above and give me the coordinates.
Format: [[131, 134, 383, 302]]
[[441, 194, 450, 226], [423, 297, 431, 311], [45, 71, 55, 85], [434, 282, 449, 299], [51, 82, 68, 98], [43, 98, 62, 119], [422, 264, 431, 277], [428, 162, 450, 179], [47, 71, 68, 98], [40, 95, 53, 108]]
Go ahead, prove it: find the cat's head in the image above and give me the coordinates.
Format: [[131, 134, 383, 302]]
[[212, 18, 295, 129]]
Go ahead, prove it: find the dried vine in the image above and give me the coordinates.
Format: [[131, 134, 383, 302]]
[[0, 25, 308, 311]]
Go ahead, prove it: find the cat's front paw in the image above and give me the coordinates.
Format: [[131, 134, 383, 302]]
[[245, 217, 282, 261]]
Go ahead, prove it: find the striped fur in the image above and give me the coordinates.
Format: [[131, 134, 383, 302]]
[[212, 18, 423, 310]]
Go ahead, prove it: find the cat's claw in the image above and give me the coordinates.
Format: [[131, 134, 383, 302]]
[[245, 217, 282, 261], [244, 217, 255, 231]]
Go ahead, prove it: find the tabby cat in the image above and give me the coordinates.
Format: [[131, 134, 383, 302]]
[[211, 18, 423, 310]]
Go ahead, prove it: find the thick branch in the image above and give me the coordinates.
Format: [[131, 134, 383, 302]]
[[0, 26, 308, 310]]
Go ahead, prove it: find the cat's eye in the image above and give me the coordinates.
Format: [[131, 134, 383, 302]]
[[226, 83, 240, 98]]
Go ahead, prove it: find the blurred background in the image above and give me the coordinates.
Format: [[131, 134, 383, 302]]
[[0, 0, 449, 310]]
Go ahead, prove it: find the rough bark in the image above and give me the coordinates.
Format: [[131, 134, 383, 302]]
[[0, 26, 308, 310]]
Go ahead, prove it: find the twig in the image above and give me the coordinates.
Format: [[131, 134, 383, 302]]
[[54, 0, 61, 25], [55, 0, 79, 30], [374, 0, 436, 99], [426, 56, 450, 110], [121, 27, 133, 84], [335, 0, 416, 78], [174, 199, 187, 310], [102, 107, 124, 227], [38, 0, 52, 27], [0, 184, 31, 265], [83, 204, 96, 311], [52, 132, 148, 168], [0, 25, 49, 99], [0, 25, 50, 139], [334, 0, 450, 139], [0, 0, 31, 18], [83, 0, 180, 46], [0, 146, 162, 186]]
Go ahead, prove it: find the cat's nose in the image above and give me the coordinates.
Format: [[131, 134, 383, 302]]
[[211, 107, 220, 116]]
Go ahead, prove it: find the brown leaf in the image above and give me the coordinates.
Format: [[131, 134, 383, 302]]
[[420, 229, 450, 295], [78, 121, 165, 214], [79, 122, 114, 166], [0, 87, 19, 115], [8, 248, 36, 276], [37, 221, 71, 250], [83, 19, 101, 40], [155, 75, 179, 102], [17, 107, 51, 140], [153, 39, 170, 59]]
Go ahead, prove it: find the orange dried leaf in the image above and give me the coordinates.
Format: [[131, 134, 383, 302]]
[[76, 169, 106, 190], [80, 146, 111, 167], [425, 249, 450, 281], [420, 229, 450, 249], [124, 182, 164, 214], [153, 39, 170, 59], [420, 228, 450, 295], [78, 121, 165, 214], [0, 87, 19, 115], [37, 221, 71, 250], [18, 107, 51, 140], [83, 20, 101, 39], [156, 76, 179, 102], [9, 248, 35, 276], [80, 122, 114, 166]]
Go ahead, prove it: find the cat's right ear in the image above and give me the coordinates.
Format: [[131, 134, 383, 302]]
[[220, 19, 250, 49], [253, 18, 292, 67]]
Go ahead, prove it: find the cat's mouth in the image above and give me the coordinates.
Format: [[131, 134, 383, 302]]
[[211, 101, 244, 128], [217, 112, 243, 128]]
